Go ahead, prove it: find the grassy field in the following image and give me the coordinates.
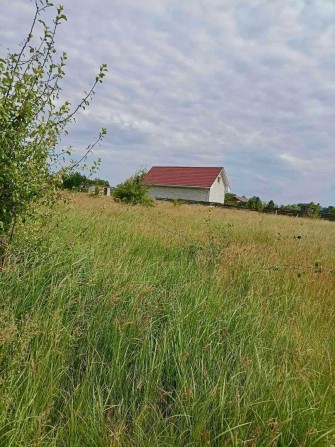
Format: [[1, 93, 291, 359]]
[[1, 195, 334, 446]]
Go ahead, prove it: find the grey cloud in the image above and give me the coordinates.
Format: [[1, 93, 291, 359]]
[[1, 0, 335, 204], [300, 0, 335, 30], [235, 3, 271, 40]]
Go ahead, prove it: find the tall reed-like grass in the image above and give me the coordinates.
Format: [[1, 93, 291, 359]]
[[0, 196, 334, 446]]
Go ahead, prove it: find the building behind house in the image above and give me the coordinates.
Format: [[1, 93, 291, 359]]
[[88, 185, 111, 196], [227, 195, 248, 204]]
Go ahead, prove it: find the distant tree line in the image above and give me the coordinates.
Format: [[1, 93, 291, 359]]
[[225, 193, 335, 216], [62, 172, 109, 190]]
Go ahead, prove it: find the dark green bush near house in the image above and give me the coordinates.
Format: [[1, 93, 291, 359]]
[[112, 170, 154, 205]]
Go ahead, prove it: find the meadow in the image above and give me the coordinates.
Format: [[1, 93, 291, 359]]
[[0, 195, 334, 446]]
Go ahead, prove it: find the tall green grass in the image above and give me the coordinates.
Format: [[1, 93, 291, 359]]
[[0, 197, 334, 446]]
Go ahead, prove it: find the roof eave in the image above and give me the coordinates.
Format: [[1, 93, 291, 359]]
[[219, 168, 231, 192]]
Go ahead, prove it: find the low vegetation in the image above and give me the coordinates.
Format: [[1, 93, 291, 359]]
[[112, 170, 154, 205], [226, 194, 335, 216], [62, 172, 110, 190], [1, 196, 334, 446], [0, 1, 106, 254]]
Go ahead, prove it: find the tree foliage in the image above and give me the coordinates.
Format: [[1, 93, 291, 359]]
[[62, 171, 109, 190], [247, 196, 264, 211], [305, 202, 321, 216], [112, 170, 154, 206], [224, 193, 236, 202], [324, 206, 335, 215], [62, 172, 89, 190], [266, 199, 276, 209], [0, 0, 107, 242]]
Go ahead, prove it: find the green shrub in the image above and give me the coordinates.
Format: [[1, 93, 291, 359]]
[[0, 2, 107, 246], [112, 170, 154, 206]]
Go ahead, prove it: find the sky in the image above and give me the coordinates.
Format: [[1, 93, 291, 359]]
[[1, 0, 335, 205]]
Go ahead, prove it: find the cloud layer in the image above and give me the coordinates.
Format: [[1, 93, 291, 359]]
[[1, 0, 335, 204]]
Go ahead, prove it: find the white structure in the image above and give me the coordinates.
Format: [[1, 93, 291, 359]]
[[88, 185, 111, 196], [143, 166, 230, 204]]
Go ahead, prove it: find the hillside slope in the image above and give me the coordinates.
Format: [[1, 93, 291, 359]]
[[1, 196, 334, 446]]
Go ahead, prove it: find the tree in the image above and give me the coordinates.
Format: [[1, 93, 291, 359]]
[[247, 196, 264, 211], [61, 172, 109, 190], [89, 177, 110, 187], [266, 200, 276, 209], [304, 202, 321, 216], [0, 1, 107, 245], [62, 172, 89, 190], [284, 204, 301, 211], [113, 170, 154, 206], [321, 206, 334, 214]]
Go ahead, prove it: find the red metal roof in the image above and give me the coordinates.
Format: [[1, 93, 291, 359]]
[[143, 166, 224, 188]]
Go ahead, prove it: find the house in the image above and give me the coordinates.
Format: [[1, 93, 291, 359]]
[[143, 166, 230, 204]]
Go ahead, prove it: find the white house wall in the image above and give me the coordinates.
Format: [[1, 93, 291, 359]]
[[208, 175, 226, 204], [148, 186, 209, 202]]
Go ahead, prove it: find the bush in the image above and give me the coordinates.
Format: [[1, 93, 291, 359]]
[[112, 170, 154, 206], [0, 1, 107, 247], [247, 196, 264, 211], [62, 172, 89, 190]]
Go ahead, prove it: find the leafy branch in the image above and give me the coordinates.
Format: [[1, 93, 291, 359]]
[[0, 0, 107, 249]]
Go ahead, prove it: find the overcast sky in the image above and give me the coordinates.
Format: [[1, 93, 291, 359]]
[[1, 0, 335, 204]]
